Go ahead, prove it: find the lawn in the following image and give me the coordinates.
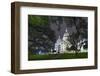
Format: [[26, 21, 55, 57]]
[[28, 52, 88, 61]]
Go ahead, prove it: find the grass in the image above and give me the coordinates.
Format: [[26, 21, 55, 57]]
[[28, 52, 88, 61]]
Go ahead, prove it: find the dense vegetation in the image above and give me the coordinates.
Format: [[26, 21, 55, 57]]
[[28, 15, 56, 54]]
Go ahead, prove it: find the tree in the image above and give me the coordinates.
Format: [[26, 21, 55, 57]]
[[66, 17, 88, 53], [28, 15, 56, 54]]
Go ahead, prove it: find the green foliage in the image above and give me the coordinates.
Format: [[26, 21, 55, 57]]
[[28, 15, 56, 53], [28, 15, 49, 26]]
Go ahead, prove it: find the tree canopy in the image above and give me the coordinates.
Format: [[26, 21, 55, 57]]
[[28, 15, 49, 26], [28, 15, 56, 53]]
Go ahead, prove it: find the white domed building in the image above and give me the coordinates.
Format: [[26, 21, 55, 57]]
[[54, 29, 72, 53]]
